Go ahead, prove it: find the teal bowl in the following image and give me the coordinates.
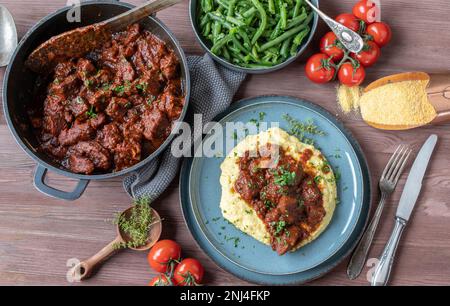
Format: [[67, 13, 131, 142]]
[[189, 0, 320, 74]]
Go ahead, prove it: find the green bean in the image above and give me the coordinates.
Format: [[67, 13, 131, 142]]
[[212, 21, 222, 42], [200, 14, 210, 27], [286, 10, 309, 30], [290, 27, 309, 56], [260, 23, 308, 51], [198, 0, 311, 68], [223, 46, 231, 61], [278, 0, 287, 29], [268, 0, 276, 14], [211, 31, 234, 54], [203, 22, 212, 37], [227, 0, 236, 17], [270, 19, 282, 40], [226, 16, 246, 27], [232, 34, 250, 53], [238, 30, 252, 50], [250, 0, 267, 45], [201, 0, 213, 13], [292, 0, 302, 18], [252, 46, 260, 61], [242, 7, 257, 18], [208, 12, 233, 29], [280, 37, 293, 59], [215, 0, 229, 10]]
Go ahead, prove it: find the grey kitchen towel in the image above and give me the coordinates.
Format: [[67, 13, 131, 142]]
[[123, 54, 246, 200]]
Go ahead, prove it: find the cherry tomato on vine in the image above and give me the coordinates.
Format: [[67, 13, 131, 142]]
[[147, 240, 181, 273], [352, 41, 381, 67], [148, 274, 174, 286], [366, 22, 392, 47], [353, 0, 378, 24], [335, 13, 360, 32], [173, 258, 204, 286], [320, 32, 344, 61], [305, 53, 335, 84], [338, 62, 366, 87]]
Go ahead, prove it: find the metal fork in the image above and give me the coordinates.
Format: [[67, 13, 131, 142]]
[[347, 145, 412, 280]]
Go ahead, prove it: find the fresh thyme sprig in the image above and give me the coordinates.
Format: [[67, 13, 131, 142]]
[[113, 197, 154, 250], [283, 114, 326, 145]]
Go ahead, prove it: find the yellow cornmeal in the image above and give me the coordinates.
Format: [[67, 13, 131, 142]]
[[359, 80, 436, 126], [337, 85, 363, 113]]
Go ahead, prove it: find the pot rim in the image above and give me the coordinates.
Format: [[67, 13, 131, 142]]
[[2, 0, 191, 180]]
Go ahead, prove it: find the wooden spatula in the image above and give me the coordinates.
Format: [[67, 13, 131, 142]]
[[363, 71, 450, 130], [25, 0, 181, 74]]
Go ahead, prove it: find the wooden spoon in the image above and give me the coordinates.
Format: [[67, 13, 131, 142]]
[[25, 0, 181, 73], [363, 71, 450, 130], [71, 207, 162, 281]]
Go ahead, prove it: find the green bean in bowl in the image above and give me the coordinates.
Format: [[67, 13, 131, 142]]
[[194, 0, 315, 71]]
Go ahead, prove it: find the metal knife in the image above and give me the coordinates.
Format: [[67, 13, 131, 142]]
[[371, 134, 438, 286]]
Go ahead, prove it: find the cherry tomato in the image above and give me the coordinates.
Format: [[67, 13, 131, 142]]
[[148, 274, 174, 286], [173, 258, 204, 286], [147, 240, 181, 273], [352, 41, 381, 67], [366, 22, 392, 47], [335, 13, 360, 32], [353, 0, 379, 24], [320, 32, 344, 61], [338, 62, 366, 87], [305, 53, 335, 84]]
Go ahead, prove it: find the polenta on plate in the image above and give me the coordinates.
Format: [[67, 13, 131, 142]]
[[220, 127, 337, 255]]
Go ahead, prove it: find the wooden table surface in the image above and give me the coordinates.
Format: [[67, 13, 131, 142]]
[[1, 0, 449, 286]]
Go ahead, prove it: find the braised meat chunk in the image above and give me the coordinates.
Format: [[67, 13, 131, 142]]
[[33, 24, 184, 174], [234, 146, 325, 255]]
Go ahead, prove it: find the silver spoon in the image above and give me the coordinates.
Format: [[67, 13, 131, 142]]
[[0, 5, 18, 67], [304, 0, 364, 53]]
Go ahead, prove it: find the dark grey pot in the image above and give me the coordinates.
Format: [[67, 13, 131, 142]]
[[2, 0, 190, 200]]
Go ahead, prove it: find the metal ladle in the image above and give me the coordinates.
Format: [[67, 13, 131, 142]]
[[304, 0, 364, 53], [0, 5, 18, 67], [71, 206, 162, 281]]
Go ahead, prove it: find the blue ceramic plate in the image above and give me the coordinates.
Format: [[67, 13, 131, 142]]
[[182, 96, 372, 278]]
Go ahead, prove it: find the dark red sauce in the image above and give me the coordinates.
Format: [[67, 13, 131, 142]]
[[29, 24, 184, 174], [234, 145, 325, 255]]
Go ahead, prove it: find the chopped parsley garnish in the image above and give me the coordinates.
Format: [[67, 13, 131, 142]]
[[273, 220, 287, 236], [136, 83, 148, 92], [226, 236, 240, 248], [147, 95, 156, 105], [84, 79, 94, 87], [264, 200, 275, 210], [232, 131, 238, 140], [86, 105, 97, 119], [259, 112, 266, 121], [314, 175, 323, 184], [113, 85, 125, 94], [273, 166, 296, 187]]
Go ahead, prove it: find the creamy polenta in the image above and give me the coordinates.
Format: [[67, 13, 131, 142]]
[[219, 127, 337, 254]]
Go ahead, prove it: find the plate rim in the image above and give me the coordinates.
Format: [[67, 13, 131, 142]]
[[179, 95, 373, 284], [179, 149, 372, 285], [187, 95, 367, 275]]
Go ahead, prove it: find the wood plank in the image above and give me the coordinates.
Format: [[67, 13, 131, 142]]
[[0, 0, 449, 286]]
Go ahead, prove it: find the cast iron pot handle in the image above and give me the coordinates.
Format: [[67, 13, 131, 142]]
[[34, 165, 90, 201]]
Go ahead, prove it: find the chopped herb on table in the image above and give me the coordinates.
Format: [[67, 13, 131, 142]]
[[283, 114, 325, 145]]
